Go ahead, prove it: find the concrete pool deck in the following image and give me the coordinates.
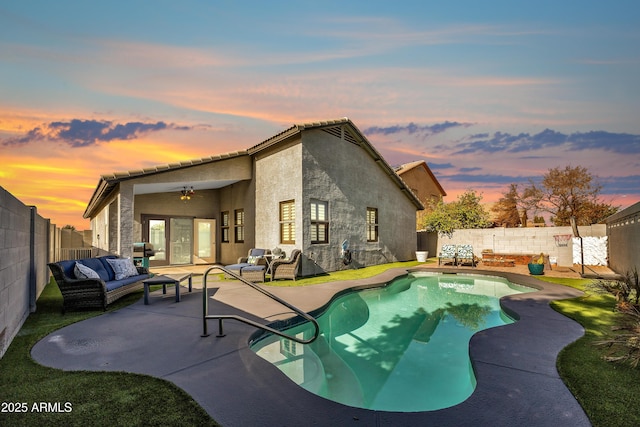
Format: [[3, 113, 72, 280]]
[[31, 266, 591, 426]]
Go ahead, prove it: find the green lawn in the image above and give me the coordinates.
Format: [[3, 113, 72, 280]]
[[265, 260, 424, 286], [540, 276, 640, 427], [3, 264, 639, 426]]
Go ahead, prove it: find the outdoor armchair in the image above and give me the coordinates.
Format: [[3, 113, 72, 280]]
[[270, 249, 302, 281]]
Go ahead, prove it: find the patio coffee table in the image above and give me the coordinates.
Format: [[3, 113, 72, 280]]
[[143, 273, 192, 305]]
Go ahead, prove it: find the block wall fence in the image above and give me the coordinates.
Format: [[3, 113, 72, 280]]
[[436, 224, 607, 265], [0, 186, 50, 359], [0, 187, 93, 359]]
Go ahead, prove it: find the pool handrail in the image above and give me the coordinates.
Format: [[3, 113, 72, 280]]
[[201, 264, 320, 345]]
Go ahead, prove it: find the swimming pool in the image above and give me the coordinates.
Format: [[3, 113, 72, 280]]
[[250, 272, 535, 412]]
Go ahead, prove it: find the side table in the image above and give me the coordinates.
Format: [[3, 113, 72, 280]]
[[143, 273, 192, 305]]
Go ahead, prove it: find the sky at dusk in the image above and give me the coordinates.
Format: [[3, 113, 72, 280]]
[[1, 1, 639, 229]]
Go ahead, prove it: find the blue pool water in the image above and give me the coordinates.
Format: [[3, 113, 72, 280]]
[[250, 272, 534, 412]]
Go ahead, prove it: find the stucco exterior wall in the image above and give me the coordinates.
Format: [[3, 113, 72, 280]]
[[254, 140, 303, 260], [254, 129, 418, 275], [607, 202, 640, 274], [399, 166, 443, 205], [134, 190, 219, 224], [218, 180, 256, 265], [299, 129, 417, 274]]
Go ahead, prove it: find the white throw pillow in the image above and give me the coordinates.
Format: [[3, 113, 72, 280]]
[[106, 258, 139, 280], [74, 262, 100, 280]]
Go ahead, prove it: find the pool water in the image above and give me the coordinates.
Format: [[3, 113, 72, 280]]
[[250, 272, 534, 412]]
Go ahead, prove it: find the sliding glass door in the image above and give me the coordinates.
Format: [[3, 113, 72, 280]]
[[143, 216, 215, 266], [169, 218, 193, 265]]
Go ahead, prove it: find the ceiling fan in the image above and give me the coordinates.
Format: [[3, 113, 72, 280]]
[[180, 186, 195, 201]]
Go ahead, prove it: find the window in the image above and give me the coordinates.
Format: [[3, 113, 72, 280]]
[[280, 200, 295, 244], [310, 200, 328, 244], [234, 209, 244, 243], [367, 207, 378, 242], [221, 211, 230, 243]]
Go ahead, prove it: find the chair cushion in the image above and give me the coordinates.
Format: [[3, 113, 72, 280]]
[[457, 245, 473, 258], [226, 263, 251, 271], [440, 245, 457, 257], [249, 248, 266, 257], [242, 265, 265, 272]]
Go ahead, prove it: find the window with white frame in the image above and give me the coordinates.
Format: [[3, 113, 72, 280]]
[[310, 200, 328, 244], [221, 211, 230, 243], [366, 207, 378, 242], [280, 200, 295, 244], [234, 209, 244, 243]]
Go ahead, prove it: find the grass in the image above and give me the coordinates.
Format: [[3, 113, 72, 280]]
[[539, 276, 640, 427], [0, 278, 220, 427], [258, 260, 424, 287]]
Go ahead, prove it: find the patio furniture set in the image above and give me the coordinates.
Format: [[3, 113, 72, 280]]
[[47, 248, 300, 312], [437, 244, 477, 267], [224, 248, 302, 283]]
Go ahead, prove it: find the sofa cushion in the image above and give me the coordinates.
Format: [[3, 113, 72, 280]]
[[58, 259, 78, 279], [78, 258, 111, 282], [106, 258, 139, 280], [74, 262, 100, 280], [98, 256, 118, 281], [104, 274, 147, 291]]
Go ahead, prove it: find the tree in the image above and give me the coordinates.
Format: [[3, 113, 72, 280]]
[[524, 165, 618, 226], [491, 183, 522, 227], [423, 189, 491, 236]]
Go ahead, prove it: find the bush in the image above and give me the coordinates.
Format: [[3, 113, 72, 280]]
[[588, 269, 640, 368]]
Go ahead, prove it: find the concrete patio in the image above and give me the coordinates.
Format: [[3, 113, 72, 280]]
[[31, 264, 593, 426]]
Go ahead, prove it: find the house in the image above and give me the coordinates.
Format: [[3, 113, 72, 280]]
[[395, 160, 446, 230], [83, 118, 424, 276]]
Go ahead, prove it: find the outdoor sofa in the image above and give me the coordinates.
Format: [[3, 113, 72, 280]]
[[48, 256, 151, 313]]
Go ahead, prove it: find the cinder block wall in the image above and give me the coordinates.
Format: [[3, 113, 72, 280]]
[[0, 187, 50, 359], [437, 225, 606, 262]]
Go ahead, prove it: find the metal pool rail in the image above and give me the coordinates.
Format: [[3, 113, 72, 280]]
[[201, 265, 320, 344]]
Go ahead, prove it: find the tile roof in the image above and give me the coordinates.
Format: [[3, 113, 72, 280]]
[[84, 118, 424, 218]]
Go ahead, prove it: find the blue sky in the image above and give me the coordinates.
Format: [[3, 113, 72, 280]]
[[1, 1, 639, 227]]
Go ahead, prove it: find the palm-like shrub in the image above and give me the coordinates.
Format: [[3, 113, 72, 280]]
[[589, 269, 640, 367]]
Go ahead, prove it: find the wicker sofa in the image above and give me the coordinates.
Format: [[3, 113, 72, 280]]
[[48, 256, 151, 313]]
